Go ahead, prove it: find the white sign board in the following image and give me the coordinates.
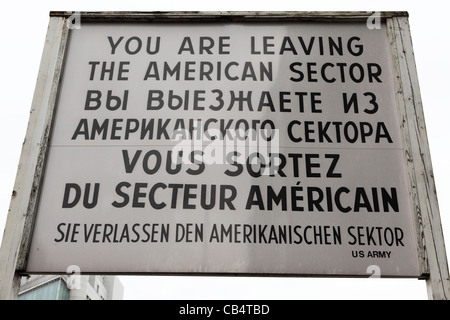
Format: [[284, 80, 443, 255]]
[[26, 19, 421, 277]]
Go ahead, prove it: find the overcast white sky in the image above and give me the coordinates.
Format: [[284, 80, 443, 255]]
[[0, 0, 449, 300]]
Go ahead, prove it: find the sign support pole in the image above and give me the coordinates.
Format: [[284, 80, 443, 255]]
[[0, 16, 68, 299], [387, 16, 450, 300]]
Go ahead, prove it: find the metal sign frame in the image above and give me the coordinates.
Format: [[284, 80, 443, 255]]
[[0, 11, 448, 299]]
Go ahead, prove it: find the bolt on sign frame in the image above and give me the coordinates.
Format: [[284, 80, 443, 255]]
[[0, 11, 448, 300]]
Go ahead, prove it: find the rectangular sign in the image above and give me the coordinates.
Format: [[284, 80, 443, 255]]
[[25, 18, 421, 277]]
